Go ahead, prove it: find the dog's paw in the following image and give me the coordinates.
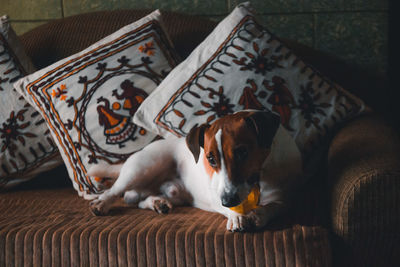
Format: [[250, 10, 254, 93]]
[[226, 213, 249, 232], [245, 209, 269, 230], [153, 198, 173, 214], [89, 198, 111, 216], [138, 196, 173, 214]]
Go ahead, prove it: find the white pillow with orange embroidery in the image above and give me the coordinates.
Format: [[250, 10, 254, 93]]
[[0, 15, 61, 189], [133, 2, 369, 173], [15, 10, 179, 199]]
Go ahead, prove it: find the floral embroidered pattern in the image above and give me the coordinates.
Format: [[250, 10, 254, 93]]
[[296, 81, 332, 130], [194, 86, 235, 124], [239, 79, 267, 110], [233, 42, 283, 75], [153, 13, 365, 169], [19, 19, 179, 196], [139, 41, 155, 56], [263, 76, 295, 130], [51, 84, 68, 101], [0, 34, 57, 179], [0, 109, 36, 157]]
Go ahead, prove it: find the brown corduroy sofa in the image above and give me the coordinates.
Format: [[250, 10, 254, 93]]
[[1, 10, 399, 267]]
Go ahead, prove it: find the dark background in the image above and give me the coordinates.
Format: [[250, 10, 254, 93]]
[[3, 0, 389, 77]]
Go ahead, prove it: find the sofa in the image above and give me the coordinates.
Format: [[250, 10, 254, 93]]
[[1, 10, 399, 267]]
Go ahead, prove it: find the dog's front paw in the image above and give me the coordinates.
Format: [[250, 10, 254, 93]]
[[89, 198, 111, 216], [153, 198, 173, 214], [245, 209, 269, 230], [226, 213, 250, 232]]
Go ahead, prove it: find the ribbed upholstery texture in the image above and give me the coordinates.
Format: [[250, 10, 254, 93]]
[[0, 9, 335, 267], [328, 115, 400, 266], [0, 8, 396, 267], [0, 187, 331, 267]]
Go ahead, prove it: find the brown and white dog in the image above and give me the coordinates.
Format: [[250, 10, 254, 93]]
[[88, 110, 302, 231]]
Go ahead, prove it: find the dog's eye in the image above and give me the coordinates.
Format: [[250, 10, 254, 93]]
[[234, 146, 248, 162], [207, 153, 217, 167]]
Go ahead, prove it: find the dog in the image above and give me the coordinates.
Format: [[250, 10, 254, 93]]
[[88, 110, 302, 231]]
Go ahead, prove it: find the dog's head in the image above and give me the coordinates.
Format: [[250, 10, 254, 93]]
[[186, 110, 280, 207]]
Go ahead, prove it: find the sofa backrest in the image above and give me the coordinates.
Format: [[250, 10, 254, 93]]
[[18, 9, 389, 124]]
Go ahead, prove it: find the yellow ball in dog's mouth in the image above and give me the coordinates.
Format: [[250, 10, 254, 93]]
[[229, 185, 260, 215]]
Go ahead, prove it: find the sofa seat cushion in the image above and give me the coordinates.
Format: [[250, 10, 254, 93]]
[[0, 187, 331, 266]]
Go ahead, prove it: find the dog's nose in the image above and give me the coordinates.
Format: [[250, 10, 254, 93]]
[[221, 192, 241, 207]]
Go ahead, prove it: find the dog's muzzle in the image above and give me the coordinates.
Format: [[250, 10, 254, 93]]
[[221, 191, 241, 207]]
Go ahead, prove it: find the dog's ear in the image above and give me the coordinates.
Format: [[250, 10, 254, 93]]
[[186, 123, 209, 163], [244, 111, 281, 148]]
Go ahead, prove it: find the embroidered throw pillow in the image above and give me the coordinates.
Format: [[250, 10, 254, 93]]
[[0, 15, 61, 189], [133, 2, 367, 170], [15, 10, 179, 199]]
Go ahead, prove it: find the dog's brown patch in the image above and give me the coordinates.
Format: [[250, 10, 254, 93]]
[[202, 112, 271, 185], [202, 153, 215, 178]]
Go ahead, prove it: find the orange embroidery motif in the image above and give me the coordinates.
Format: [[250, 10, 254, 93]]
[[23, 20, 179, 195], [138, 41, 155, 56], [51, 84, 68, 101]]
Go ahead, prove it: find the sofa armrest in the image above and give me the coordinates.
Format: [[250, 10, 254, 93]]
[[327, 114, 400, 266]]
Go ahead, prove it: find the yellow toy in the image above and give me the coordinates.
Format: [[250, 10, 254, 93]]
[[229, 185, 260, 215]]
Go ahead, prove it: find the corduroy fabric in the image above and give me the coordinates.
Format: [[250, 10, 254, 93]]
[[9, 9, 398, 266], [0, 187, 331, 267], [328, 115, 400, 266]]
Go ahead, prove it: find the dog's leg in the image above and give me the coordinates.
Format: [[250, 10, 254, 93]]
[[89, 139, 177, 216], [160, 178, 193, 206], [244, 202, 287, 230], [138, 195, 173, 214], [123, 190, 141, 205], [87, 162, 123, 179], [132, 179, 192, 214], [128, 179, 192, 214]]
